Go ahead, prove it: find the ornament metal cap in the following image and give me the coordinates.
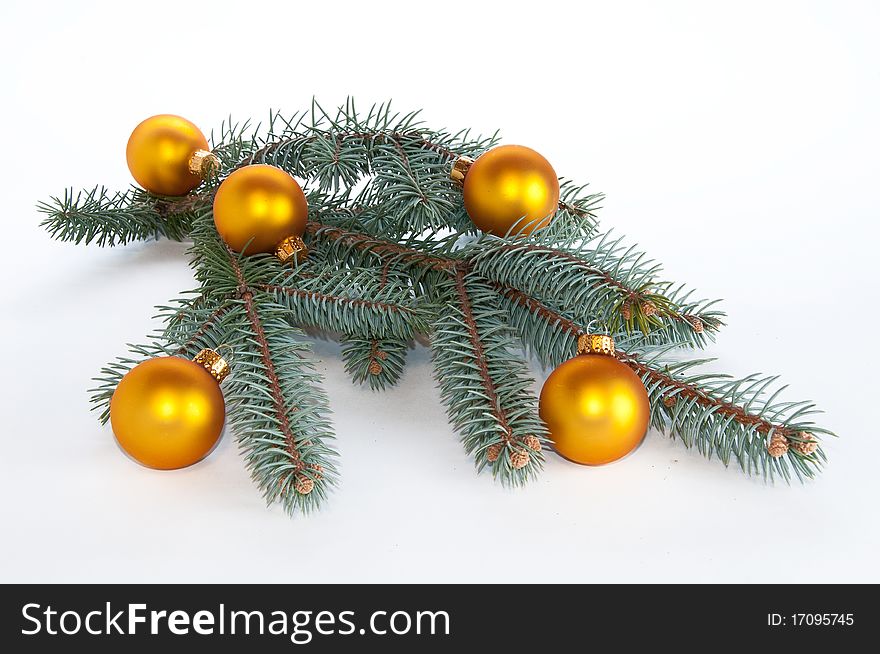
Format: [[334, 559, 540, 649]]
[[193, 348, 230, 383], [188, 149, 221, 179], [275, 235, 308, 264], [450, 155, 474, 184], [577, 333, 615, 356]]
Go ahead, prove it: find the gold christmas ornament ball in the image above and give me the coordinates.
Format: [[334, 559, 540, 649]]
[[126, 114, 210, 196], [462, 145, 560, 236], [539, 353, 650, 465], [110, 356, 226, 470], [213, 164, 308, 255]]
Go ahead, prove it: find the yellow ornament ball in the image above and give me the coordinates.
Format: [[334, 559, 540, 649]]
[[110, 356, 226, 470], [539, 352, 650, 465], [213, 164, 308, 255], [126, 114, 210, 196], [463, 144, 560, 236]]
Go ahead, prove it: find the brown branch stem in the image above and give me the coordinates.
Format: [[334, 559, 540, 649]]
[[306, 222, 460, 271], [226, 247, 302, 466], [173, 300, 235, 356], [257, 284, 418, 316], [453, 269, 514, 444]]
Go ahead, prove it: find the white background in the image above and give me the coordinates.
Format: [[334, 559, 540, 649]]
[[1, 0, 877, 583]]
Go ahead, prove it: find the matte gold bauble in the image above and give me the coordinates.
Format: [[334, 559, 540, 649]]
[[462, 144, 560, 236], [539, 336, 650, 465], [109, 351, 228, 470], [126, 115, 211, 196], [213, 164, 309, 257]]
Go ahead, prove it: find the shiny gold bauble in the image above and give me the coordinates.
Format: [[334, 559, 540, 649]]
[[539, 353, 650, 465], [126, 115, 210, 196], [110, 356, 226, 470], [462, 144, 560, 236], [213, 164, 308, 255]]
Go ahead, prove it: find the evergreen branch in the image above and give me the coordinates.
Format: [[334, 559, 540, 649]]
[[42, 100, 833, 514], [246, 99, 496, 173], [542, 179, 604, 240], [242, 293, 297, 452], [168, 298, 236, 355], [306, 221, 460, 272], [497, 285, 829, 480], [208, 116, 259, 172], [238, 100, 492, 232], [468, 229, 724, 346], [340, 335, 408, 390], [38, 186, 196, 246], [432, 269, 547, 485], [453, 271, 516, 442], [258, 268, 430, 340], [628, 349, 829, 482], [245, 100, 598, 235], [229, 254, 301, 464], [224, 249, 338, 514], [334, 259, 412, 390], [370, 133, 465, 233]]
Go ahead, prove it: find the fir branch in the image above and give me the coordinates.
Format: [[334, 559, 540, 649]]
[[173, 305, 234, 355], [432, 269, 547, 485], [38, 186, 196, 246], [229, 251, 300, 462], [306, 221, 460, 272], [453, 271, 515, 443], [340, 335, 408, 390], [242, 292, 297, 455], [42, 99, 834, 515], [208, 116, 259, 173], [333, 258, 412, 390], [258, 267, 430, 340], [541, 179, 604, 240], [497, 286, 829, 480], [246, 100, 597, 235], [238, 101, 491, 232], [628, 348, 828, 482], [224, 249, 338, 514], [468, 229, 724, 346], [247, 99, 496, 175]]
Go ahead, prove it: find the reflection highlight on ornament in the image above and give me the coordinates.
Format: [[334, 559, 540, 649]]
[[154, 392, 179, 420], [525, 177, 549, 203], [611, 391, 637, 423], [581, 395, 606, 418]]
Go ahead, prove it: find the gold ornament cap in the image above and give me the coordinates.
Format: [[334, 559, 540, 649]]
[[577, 333, 615, 356], [450, 155, 474, 184], [275, 235, 308, 264], [193, 348, 230, 382], [189, 149, 221, 179]]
